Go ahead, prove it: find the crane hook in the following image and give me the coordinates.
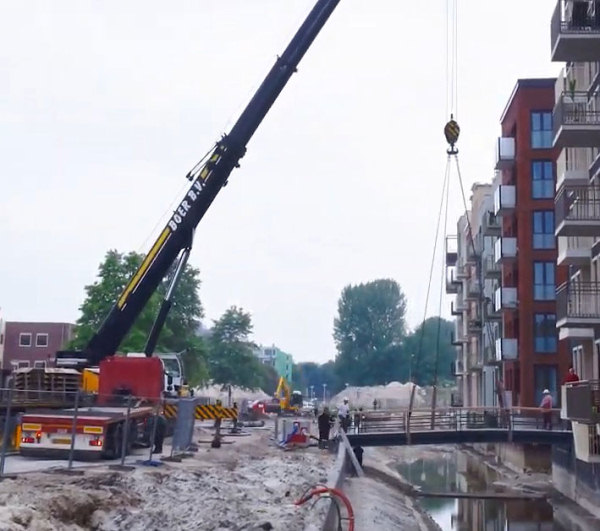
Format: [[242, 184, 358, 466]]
[[444, 115, 460, 155]]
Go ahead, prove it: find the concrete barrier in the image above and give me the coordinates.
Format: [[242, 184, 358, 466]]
[[319, 441, 348, 531]]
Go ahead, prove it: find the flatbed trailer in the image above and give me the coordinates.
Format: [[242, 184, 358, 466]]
[[19, 406, 155, 460]]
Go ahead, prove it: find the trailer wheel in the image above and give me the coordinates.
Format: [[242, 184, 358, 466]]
[[106, 421, 131, 459]]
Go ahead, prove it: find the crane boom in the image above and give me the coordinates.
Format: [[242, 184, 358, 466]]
[[83, 0, 341, 366]]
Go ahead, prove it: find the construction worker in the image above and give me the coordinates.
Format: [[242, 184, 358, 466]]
[[317, 407, 332, 448], [338, 397, 350, 432], [540, 389, 553, 430], [153, 414, 167, 454]]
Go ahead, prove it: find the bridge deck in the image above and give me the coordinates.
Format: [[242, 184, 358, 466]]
[[343, 406, 573, 447]]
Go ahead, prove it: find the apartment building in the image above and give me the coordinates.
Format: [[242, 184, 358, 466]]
[[447, 78, 569, 409], [253, 344, 294, 383], [447, 184, 501, 408], [2, 322, 75, 370], [495, 78, 569, 408], [550, 0, 600, 510]]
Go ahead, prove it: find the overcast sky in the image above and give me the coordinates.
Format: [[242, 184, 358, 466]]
[[0, 1, 559, 363]]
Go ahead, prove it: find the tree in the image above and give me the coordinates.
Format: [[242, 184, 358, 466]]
[[403, 317, 455, 386], [71, 249, 208, 385], [293, 361, 341, 397], [333, 279, 407, 386], [207, 306, 265, 389]]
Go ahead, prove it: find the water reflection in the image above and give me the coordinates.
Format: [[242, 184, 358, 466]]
[[397, 452, 564, 531]]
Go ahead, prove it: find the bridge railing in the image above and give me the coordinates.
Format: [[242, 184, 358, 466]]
[[354, 406, 563, 434]]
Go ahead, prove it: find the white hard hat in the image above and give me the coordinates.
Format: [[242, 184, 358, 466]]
[[543, 389, 550, 394], [343, 397, 349, 401]]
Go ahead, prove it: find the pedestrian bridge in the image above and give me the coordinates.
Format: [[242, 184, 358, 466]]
[[345, 407, 572, 447]]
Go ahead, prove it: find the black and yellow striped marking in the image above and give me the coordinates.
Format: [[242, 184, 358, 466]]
[[163, 403, 238, 421], [444, 119, 460, 146]]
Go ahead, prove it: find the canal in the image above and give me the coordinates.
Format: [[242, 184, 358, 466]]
[[396, 448, 566, 530]]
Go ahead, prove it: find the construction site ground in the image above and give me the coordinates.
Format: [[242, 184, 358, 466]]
[[0, 421, 332, 531]]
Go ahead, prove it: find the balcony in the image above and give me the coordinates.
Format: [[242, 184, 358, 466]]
[[483, 256, 501, 278], [494, 185, 516, 216], [563, 380, 600, 423], [553, 92, 600, 148], [556, 148, 591, 190], [494, 287, 517, 312], [494, 237, 517, 263], [557, 235, 593, 265], [455, 263, 468, 280], [555, 185, 600, 237], [481, 211, 501, 237], [551, 0, 600, 62], [451, 298, 467, 316], [495, 137, 515, 170], [467, 317, 482, 335], [451, 332, 468, 347], [557, 281, 600, 327], [445, 235, 458, 266], [495, 338, 518, 361], [484, 299, 501, 321], [445, 267, 460, 294], [464, 277, 480, 301], [452, 360, 465, 376]]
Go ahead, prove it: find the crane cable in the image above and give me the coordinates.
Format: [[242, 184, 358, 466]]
[[408, 0, 462, 424]]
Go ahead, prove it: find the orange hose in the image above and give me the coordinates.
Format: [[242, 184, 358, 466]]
[[295, 486, 354, 531]]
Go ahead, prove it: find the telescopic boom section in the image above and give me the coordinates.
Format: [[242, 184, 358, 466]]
[[84, 0, 341, 366]]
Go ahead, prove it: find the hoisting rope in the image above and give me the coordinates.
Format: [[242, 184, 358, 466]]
[[407, 0, 459, 427]]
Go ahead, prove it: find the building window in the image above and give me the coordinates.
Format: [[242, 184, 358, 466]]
[[534, 365, 558, 407], [532, 161, 554, 199], [19, 333, 32, 347], [531, 111, 553, 149], [534, 314, 557, 353], [534, 262, 555, 300], [35, 333, 49, 347], [532, 211, 555, 249], [33, 361, 46, 369]]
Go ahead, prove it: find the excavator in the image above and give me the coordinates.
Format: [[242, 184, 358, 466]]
[[15, 0, 342, 457], [275, 377, 304, 414]]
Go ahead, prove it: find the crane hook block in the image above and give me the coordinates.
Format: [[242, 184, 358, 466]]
[[444, 119, 460, 149]]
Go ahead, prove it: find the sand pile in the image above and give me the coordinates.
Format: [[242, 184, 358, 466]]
[[193, 383, 270, 405], [329, 381, 427, 410]]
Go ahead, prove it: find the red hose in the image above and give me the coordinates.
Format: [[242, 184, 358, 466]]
[[295, 486, 355, 531]]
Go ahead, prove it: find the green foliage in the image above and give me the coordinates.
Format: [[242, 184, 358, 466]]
[[404, 317, 455, 386], [333, 279, 407, 386], [207, 306, 266, 389], [293, 361, 340, 396], [71, 249, 208, 385]]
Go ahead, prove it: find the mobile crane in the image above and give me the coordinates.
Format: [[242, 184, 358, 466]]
[[19, 0, 341, 459]]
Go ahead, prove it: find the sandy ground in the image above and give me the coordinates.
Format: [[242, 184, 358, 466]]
[[0, 423, 333, 531]]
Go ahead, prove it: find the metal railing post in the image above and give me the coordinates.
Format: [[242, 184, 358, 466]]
[[147, 404, 159, 462], [67, 391, 80, 470], [0, 382, 15, 478], [120, 396, 132, 466]]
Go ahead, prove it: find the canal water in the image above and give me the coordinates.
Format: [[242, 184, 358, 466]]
[[396, 450, 566, 531]]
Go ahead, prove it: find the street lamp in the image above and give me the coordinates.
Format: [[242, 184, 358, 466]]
[[322, 383, 327, 402], [310, 385, 314, 400]]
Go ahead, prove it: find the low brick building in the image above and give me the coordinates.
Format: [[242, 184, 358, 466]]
[[3, 322, 75, 370]]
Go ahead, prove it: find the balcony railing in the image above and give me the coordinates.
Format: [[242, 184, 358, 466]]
[[494, 185, 516, 216], [494, 287, 517, 311], [481, 211, 501, 236], [557, 281, 600, 325], [483, 256, 501, 278], [556, 147, 591, 190], [495, 338, 518, 361], [494, 237, 517, 263], [495, 137, 515, 170], [555, 184, 600, 236], [553, 92, 600, 148], [551, 0, 600, 62], [446, 235, 458, 266], [557, 235, 593, 265], [563, 380, 600, 423]]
